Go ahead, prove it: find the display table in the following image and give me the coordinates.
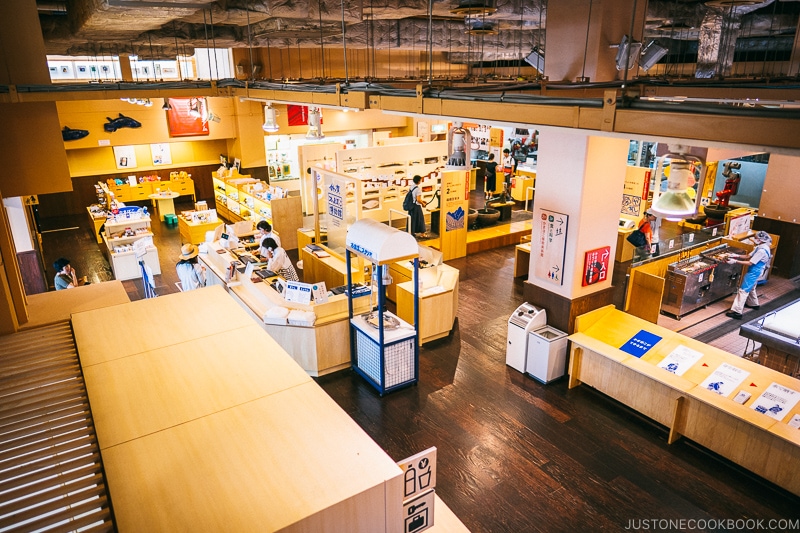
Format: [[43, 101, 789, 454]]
[[71, 286, 407, 532], [200, 241, 371, 376], [149, 191, 180, 221], [740, 298, 800, 376], [178, 215, 220, 244], [87, 207, 106, 244], [568, 305, 800, 496], [511, 174, 534, 202], [299, 241, 367, 289], [394, 263, 459, 344], [514, 242, 531, 278]]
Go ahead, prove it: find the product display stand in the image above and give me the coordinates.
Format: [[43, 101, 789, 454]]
[[346, 219, 420, 396], [102, 209, 161, 281]]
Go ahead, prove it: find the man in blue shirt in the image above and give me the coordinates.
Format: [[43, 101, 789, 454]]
[[725, 231, 772, 319]]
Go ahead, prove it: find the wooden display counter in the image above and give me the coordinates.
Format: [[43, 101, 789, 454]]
[[510, 174, 534, 202], [87, 207, 106, 244], [299, 240, 368, 290], [615, 228, 636, 262], [395, 263, 459, 344], [568, 306, 800, 496], [200, 241, 371, 376], [514, 242, 531, 278], [178, 215, 220, 245], [70, 286, 406, 532]]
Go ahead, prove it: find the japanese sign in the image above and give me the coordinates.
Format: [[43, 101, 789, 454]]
[[581, 246, 610, 286], [751, 382, 800, 420], [326, 178, 345, 230], [442, 170, 466, 232], [534, 208, 569, 286], [619, 330, 662, 358], [398, 447, 437, 533]]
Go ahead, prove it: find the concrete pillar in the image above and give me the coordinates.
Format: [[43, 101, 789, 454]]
[[523, 128, 630, 333]]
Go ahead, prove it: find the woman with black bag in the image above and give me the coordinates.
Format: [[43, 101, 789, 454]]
[[627, 210, 657, 258]]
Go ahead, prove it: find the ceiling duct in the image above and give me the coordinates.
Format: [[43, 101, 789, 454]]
[[465, 18, 498, 35]]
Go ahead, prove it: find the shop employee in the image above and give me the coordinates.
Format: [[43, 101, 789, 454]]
[[256, 220, 281, 255], [725, 231, 772, 319], [261, 237, 299, 281]]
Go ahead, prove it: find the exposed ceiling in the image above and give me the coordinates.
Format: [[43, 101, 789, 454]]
[[39, 0, 798, 72]]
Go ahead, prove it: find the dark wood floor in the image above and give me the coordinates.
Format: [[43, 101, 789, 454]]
[[36, 203, 799, 532]]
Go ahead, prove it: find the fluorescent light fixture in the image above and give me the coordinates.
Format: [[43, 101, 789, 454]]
[[262, 105, 279, 132], [640, 40, 669, 72], [523, 47, 545, 74], [306, 107, 324, 139], [615, 35, 642, 71]]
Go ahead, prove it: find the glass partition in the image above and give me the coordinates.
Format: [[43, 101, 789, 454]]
[[631, 221, 726, 266]]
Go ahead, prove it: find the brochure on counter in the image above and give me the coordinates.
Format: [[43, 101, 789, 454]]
[[750, 382, 800, 421], [700, 362, 750, 397], [657, 345, 704, 376]]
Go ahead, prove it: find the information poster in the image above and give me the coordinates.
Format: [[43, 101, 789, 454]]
[[657, 345, 704, 376], [443, 170, 466, 232], [750, 382, 800, 420], [700, 362, 750, 397], [619, 330, 662, 358], [534, 208, 569, 286], [581, 246, 610, 286], [150, 143, 172, 165], [113, 145, 137, 169], [284, 280, 313, 304], [620, 167, 650, 217]]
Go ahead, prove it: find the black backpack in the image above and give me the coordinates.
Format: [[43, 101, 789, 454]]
[[403, 186, 417, 211]]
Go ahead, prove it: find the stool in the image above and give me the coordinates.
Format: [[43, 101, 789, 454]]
[[164, 213, 178, 226]]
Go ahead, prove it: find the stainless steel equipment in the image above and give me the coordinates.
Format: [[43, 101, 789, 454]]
[[506, 303, 546, 373], [661, 256, 718, 318], [526, 326, 569, 383], [701, 245, 746, 301]]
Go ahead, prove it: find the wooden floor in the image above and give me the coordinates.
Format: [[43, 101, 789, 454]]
[[36, 204, 800, 532]]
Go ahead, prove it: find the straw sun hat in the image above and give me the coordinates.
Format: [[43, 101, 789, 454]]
[[178, 243, 199, 261]]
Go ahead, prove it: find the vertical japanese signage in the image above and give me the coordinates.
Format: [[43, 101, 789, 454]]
[[534, 208, 569, 286], [582, 246, 610, 287], [326, 177, 345, 230]]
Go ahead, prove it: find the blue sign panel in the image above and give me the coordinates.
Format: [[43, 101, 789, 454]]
[[619, 330, 662, 358]]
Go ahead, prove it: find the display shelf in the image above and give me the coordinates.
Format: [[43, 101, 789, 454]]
[[102, 214, 161, 281], [213, 171, 303, 249], [106, 177, 195, 203]]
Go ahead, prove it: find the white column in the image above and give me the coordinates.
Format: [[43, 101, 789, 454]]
[[529, 128, 630, 298]]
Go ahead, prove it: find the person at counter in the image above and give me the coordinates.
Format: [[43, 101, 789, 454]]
[[725, 231, 772, 319], [261, 237, 299, 281], [502, 148, 514, 186], [256, 220, 281, 252], [53, 258, 86, 290], [636, 210, 658, 258], [176, 244, 207, 291]]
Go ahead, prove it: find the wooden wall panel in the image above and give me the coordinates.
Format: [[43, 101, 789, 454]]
[[17, 250, 46, 295]]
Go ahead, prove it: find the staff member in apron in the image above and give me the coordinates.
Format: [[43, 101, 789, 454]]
[[725, 231, 772, 319]]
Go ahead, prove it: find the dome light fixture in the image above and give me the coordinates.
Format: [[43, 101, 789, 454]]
[[161, 98, 173, 111], [649, 146, 705, 221]]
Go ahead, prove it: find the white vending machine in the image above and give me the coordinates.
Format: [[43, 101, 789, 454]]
[[506, 303, 546, 373], [526, 326, 569, 383]]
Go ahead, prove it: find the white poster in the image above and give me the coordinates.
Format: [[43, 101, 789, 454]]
[[750, 382, 800, 421], [284, 280, 313, 304], [113, 145, 137, 169], [534, 208, 569, 286], [657, 345, 704, 376], [700, 362, 750, 397], [150, 143, 172, 165]]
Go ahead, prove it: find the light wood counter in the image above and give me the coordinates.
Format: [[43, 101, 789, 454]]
[[178, 215, 220, 244], [395, 264, 459, 344], [569, 306, 800, 496], [87, 207, 106, 244], [514, 242, 531, 278], [22, 280, 129, 330], [199, 243, 371, 376], [300, 243, 367, 290], [72, 288, 408, 532]]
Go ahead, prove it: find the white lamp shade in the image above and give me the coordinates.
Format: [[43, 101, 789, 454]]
[[650, 159, 702, 220], [306, 107, 324, 139], [262, 106, 279, 132]]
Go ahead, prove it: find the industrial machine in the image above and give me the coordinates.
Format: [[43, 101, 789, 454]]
[[506, 303, 546, 373], [701, 245, 746, 301], [661, 256, 718, 318], [526, 326, 569, 383]]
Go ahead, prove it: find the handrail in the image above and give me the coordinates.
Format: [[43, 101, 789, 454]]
[[524, 187, 535, 212]]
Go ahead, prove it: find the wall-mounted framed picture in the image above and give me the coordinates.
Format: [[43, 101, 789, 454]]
[[166, 97, 210, 137], [113, 145, 137, 169]]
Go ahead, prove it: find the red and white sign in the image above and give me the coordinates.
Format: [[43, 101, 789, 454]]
[[582, 246, 610, 287]]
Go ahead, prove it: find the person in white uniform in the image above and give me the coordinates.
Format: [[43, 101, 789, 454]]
[[256, 220, 281, 255], [725, 231, 772, 319], [176, 243, 207, 291]]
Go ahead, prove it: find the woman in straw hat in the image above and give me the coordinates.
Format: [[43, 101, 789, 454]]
[[176, 243, 207, 291]]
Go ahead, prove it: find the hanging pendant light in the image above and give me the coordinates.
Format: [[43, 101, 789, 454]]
[[649, 146, 705, 221], [162, 98, 173, 111], [262, 104, 279, 132], [305, 107, 324, 139], [188, 97, 203, 118]]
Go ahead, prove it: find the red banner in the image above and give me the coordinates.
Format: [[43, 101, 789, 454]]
[[287, 104, 309, 126], [166, 97, 209, 137], [582, 246, 611, 287]]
